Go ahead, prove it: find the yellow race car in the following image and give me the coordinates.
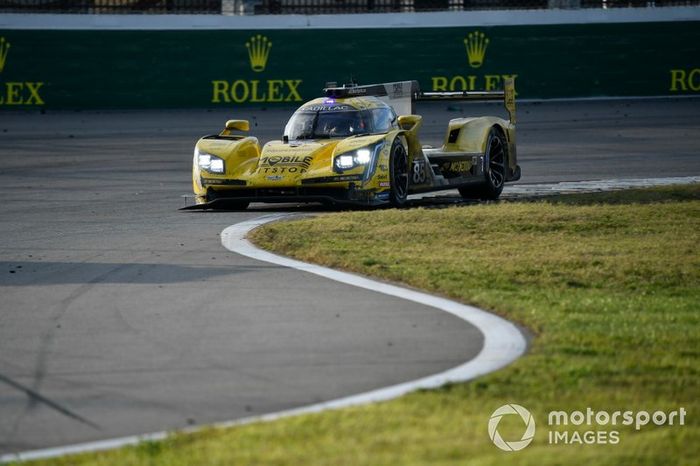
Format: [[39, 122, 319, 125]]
[[188, 79, 520, 209]]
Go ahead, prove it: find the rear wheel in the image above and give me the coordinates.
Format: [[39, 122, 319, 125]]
[[458, 128, 507, 200], [389, 139, 409, 207]]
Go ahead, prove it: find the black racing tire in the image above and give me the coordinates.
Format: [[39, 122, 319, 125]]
[[389, 138, 409, 207], [458, 127, 507, 200]]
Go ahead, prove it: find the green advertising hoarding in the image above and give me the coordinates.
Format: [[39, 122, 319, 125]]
[[0, 21, 698, 109]]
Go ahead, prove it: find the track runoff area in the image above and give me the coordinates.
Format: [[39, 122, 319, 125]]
[[0, 96, 698, 462]]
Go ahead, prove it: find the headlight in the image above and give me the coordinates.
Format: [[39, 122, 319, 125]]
[[334, 143, 383, 172], [336, 155, 354, 169], [195, 148, 225, 174], [209, 158, 224, 173], [356, 149, 371, 164]]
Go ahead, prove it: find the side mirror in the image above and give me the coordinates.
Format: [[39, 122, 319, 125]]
[[397, 115, 421, 131], [225, 120, 250, 132]]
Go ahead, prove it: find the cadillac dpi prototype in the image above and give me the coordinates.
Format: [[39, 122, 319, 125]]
[[188, 79, 520, 209]]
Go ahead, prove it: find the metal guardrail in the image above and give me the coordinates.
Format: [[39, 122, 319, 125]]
[[0, 0, 697, 14]]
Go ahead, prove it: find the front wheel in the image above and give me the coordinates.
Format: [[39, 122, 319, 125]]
[[389, 138, 409, 207], [459, 128, 507, 200]]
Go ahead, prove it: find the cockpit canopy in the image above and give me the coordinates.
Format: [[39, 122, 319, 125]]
[[284, 100, 397, 141]]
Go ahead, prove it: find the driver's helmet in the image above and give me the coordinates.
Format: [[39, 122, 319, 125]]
[[327, 113, 366, 135]]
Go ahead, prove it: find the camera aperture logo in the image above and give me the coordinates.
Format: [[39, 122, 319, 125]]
[[488, 404, 536, 452], [488, 404, 687, 451]]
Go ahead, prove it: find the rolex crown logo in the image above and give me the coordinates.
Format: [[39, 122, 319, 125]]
[[464, 31, 489, 69], [246, 34, 272, 73], [0, 37, 10, 73]]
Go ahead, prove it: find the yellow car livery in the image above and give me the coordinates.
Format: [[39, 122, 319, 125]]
[[188, 79, 520, 209]]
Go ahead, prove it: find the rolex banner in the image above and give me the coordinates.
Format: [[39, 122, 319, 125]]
[[0, 21, 698, 109]]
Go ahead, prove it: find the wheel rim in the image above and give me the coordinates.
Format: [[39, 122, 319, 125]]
[[487, 135, 506, 188], [392, 144, 409, 199]]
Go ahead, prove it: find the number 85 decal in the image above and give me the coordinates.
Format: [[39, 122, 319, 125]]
[[411, 159, 427, 184]]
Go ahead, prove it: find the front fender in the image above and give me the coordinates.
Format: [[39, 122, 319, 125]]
[[193, 136, 261, 195]]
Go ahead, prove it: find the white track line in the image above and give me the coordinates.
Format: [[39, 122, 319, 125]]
[[502, 176, 700, 197], [1, 214, 526, 464], [414, 176, 700, 201], [3, 7, 699, 29]]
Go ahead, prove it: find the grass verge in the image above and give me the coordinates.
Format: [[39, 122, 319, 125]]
[[18, 185, 700, 465]]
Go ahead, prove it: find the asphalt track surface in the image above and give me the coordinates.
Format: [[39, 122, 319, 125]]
[[1, 98, 699, 455]]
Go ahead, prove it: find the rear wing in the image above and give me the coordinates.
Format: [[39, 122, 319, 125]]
[[415, 78, 516, 124], [324, 80, 420, 117], [323, 78, 516, 124]]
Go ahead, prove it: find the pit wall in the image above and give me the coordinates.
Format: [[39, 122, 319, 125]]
[[0, 8, 698, 109]]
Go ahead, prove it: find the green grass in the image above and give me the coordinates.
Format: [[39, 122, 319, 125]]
[[17, 185, 699, 466]]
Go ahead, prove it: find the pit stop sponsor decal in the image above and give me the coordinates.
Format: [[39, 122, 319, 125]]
[[258, 155, 313, 174]]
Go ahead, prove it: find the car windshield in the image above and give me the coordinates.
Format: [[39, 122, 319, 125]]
[[284, 106, 396, 141]]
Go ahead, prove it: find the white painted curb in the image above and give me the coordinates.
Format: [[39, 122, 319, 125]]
[[221, 215, 527, 397], [1, 214, 526, 464]]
